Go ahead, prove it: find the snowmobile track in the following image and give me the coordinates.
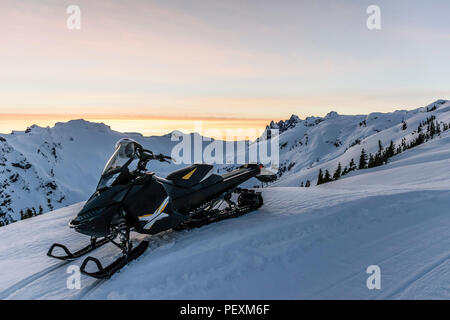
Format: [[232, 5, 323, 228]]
[[0, 260, 72, 299]]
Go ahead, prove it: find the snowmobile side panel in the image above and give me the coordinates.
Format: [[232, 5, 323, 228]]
[[141, 210, 186, 234]]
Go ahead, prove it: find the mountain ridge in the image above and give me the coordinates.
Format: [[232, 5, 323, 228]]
[[0, 99, 449, 225]]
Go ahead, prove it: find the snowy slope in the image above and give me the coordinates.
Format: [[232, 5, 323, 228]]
[[268, 99, 450, 186], [0, 127, 449, 299]]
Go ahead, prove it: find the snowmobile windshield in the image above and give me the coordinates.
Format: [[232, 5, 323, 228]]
[[102, 139, 139, 176], [97, 139, 140, 189]]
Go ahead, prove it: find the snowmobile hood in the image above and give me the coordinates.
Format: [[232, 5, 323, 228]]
[[69, 185, 129, 235], [83, 185, 129, 212]]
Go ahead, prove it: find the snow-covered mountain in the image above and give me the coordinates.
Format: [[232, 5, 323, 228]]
[[1, 99, 449, 226], [266, 99, 450, 186]]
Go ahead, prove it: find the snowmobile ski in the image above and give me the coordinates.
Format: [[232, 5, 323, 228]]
[[47, 237, 110, 261], [79, 240, 149, 279]]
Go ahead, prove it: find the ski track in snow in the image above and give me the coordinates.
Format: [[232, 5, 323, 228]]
[[1, 107, 450, 299], [0, 260, 71, 299]]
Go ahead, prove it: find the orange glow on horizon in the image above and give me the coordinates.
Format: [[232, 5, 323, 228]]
[[0, 114, 275, 140], [0, 113, 275, 122]]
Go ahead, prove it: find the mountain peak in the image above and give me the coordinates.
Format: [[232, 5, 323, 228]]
[[54, 119, 112, 132], [289, 114, 301, 122], [325, 111, 339, 119]]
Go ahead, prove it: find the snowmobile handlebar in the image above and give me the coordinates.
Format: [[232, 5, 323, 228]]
[[137, 147, 172, 163], [136, 147, 172, 172], [153, 153, 173, 163]]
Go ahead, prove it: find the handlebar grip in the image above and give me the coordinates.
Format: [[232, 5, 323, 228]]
[[139, 149, 172, 162], [156, 154, 172, 162]]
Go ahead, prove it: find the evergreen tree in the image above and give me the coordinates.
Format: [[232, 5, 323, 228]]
[[368, 153, 375, 168], [324, 170, 331, 182], [359, 149, 367, 169], [333, 163, 342, 180], [317, 169, 324, 185], [401, 137, 407, 151], [429, 120, 436, 136], [387, 140, 395, 158], [402, 120, 407, 130], [349, 158, 356, 171], [378, 140, 383, 153], [342, 166, 348, 176], [21, 208, 34, 220]]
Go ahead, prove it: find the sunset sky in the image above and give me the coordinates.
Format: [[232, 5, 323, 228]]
[[1, 0, 449, 137]]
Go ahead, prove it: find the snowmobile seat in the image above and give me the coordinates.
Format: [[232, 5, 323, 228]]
[[158, 163, 261, 214], [199, 173, 223, 187], [221, 170, 244, 180], [166, 164, 217, 187], [221, 164, 260, 181]]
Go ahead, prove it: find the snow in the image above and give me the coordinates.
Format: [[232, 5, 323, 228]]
[[1, 123, 449, 299]]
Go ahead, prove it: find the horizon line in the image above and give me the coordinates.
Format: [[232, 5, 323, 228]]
[[2, 98, 445, 122], [0, 113, 278, 122]]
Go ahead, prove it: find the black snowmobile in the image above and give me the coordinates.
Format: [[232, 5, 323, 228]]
[[48, 138, 270, 279]]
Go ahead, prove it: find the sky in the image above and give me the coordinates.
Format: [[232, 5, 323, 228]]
[[0, 0, 449, 137]]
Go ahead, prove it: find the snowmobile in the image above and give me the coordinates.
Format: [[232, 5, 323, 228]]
[[47, 138, 272, 279]]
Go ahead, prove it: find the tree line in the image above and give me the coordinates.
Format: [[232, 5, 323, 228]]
[[315, 118, 450, 186]]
